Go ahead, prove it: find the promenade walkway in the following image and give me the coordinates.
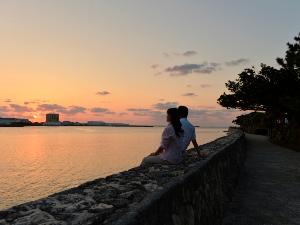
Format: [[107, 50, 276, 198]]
[[223, 134, 300, 225]]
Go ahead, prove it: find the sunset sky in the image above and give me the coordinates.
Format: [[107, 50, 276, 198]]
[[1, 0, 300, 126]]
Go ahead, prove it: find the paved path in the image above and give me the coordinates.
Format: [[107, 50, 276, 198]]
[[223, 134, 300, 225]]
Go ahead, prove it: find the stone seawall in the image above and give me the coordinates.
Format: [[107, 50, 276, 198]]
[[0, 130, 246, 225]]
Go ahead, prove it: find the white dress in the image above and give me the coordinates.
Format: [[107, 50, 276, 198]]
[[159, 124, 184, 164]]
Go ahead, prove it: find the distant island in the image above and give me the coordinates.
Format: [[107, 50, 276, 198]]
[[0, 114, 153, 128]]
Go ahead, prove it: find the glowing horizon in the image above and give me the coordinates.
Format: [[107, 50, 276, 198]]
[[1, 0, 300, 126]]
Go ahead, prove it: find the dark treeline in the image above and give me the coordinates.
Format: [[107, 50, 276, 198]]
[[218, 33, 300, 150]]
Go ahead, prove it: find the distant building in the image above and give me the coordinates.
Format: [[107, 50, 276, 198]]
[[0, 118, 31, 126], [46, 113, 59, 122], [44, 113, 61, 126]]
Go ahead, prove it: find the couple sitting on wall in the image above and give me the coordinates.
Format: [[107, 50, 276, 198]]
[[141, 106, 205, 166]]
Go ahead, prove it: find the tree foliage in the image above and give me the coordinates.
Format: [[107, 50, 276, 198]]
[[233, 112, 266, 127], [233, 112, 268, 135], [218, 33, 300, 125]]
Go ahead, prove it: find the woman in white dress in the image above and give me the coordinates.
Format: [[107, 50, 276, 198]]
[[141, 108, 184, 165]]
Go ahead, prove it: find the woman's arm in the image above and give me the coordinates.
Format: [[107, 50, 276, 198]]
[[150, 126, 172, 156], [151, 146, 164, 156]]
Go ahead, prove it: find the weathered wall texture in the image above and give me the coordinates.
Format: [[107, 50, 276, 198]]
[[0, 130, 246, 225]]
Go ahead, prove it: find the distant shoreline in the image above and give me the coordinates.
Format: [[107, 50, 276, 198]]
[[0, 125, 229, 129], [0, 124, 155, 128]]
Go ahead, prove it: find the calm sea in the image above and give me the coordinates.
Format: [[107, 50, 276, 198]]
[[0, 126, 226, 210]]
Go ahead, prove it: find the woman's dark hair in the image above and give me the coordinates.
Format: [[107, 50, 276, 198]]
[[167, 108, 183, 137]]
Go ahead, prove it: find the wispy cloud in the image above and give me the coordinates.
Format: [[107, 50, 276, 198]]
[[200, 84, 212, 88], [225, 58, 249, 66], [176, 107, 242, 127], [182, 50, 197, 57], [182, 92, 197, 97], [162, 52, 171, 58], [127, 108, 154, 116], [90, 107, 109, 113], [23, 99, 48, 105], [3, 99, 12, 103], [119, 112, 128, 116], [96, 91, 111, 96], [24, 101, 40, 105], [102, 111, 115, 115], [90, 107, 115, 114], [129, 109, 163, 117], [153, 101, 178, 110], [0, 106, 9, 112], [9, 104, 33, 113], [37, 104, 66, 112], [65, 106, 86, 115], [189, 109, 208, 116], [165, 62, 220, 76], [126, 104, 241, 126], [197, 105, 216, 109], [127, 108, 151, 112], [163, 50, 197, 58], [150, 64, 161, 69], [24, 101, 35, 105], [37, 104, 86, 115]]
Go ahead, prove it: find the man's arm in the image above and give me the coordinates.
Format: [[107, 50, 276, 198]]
[[192, 139, 201, 157], [192, 139, 199, 148], [192, 139, 208, 158]]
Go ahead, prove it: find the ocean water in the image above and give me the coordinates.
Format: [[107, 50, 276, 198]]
[[0, 126, 226, 210]]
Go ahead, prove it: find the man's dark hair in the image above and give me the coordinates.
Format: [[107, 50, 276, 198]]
[[167, 108, 183, 137], [178, 106, 189, 118]]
